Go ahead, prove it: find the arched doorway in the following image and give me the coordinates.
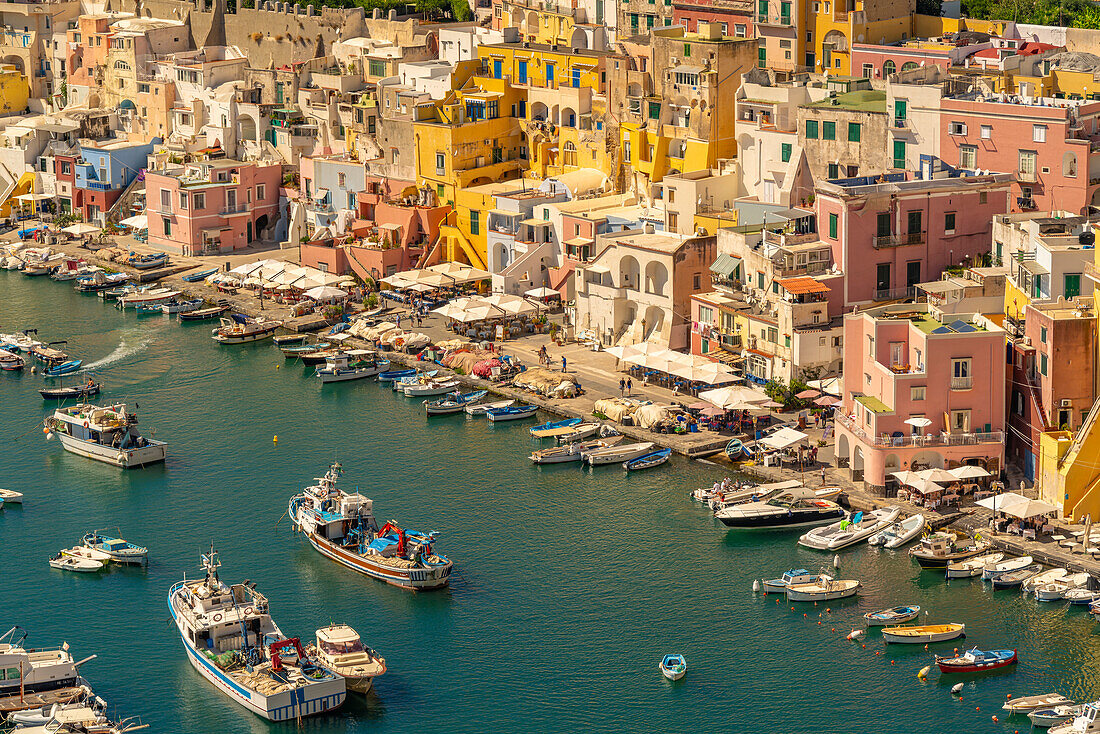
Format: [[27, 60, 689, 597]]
[[852, 445, 865, 481], [238, 114, 258, 142], [836, 433, 850, 468], [255, 213, 269, 239]]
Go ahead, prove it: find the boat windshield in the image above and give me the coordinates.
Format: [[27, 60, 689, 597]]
[[320, 638, 363, 655]]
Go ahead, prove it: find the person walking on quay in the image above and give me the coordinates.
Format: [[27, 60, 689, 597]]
[[619, 378, 625, 396], [626, 377, 632, 396], [561, 355, 567, 372], [396, 313, 402, 329]]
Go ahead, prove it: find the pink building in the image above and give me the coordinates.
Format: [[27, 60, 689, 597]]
[[850, 44, 953, 80], [813, 172, 1013, 305], [938, 94, 1100, 214], [833, 303, 1006, 491], [146, 159, 282, 256]]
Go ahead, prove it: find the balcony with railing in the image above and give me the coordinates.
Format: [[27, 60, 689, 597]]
[[872, 231, 925, 249], [951, 376, 973, 390], [835, 410, 1003, 448], [1017, 169, 1039, 183], [220, 203, 251, 216], [83, 180, 114, 192], [873, 285, 915, 301]]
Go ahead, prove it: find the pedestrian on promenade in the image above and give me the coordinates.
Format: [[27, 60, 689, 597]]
[[396, 313, 401, 328], [561, 355, 567, 372], [626, 378, 632, 395], [821, 467, 826, 485], [619, 378, 625, 396]]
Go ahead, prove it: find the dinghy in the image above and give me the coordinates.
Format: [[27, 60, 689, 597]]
[[992, 563, 1043, 589], [867, 514, 925, 549], [798, 506, 901, 550], [1064, 588, 1100, 605], [0, 487, 23, 503], [659, 654, 686, 681], [403, 379, 460, 397], [1028, 705, 1083, 728], [555, 423, 601, 443], [881, 623, 965, 644], [81, 530, 148, 565], [583, 441, 656, 466], [624, 447, 672, 471], [935, 647, 1017, 674], [467, 399, 515, 416], [863, 605, 921, 626], [982, 555, 1035, 580], [1022, 567, 1069, 594], [181, 267, 218, 282], [1002, 693, 1074, 713], [48, 552, 103, 572], [179, 305, 230, 321], [486, 405, 538, 422], [272, 334, 307, 346], [0, 348, 24, 371], [162, 298, 203, 314], [945, 553, 1005, 579], [43, 360, 82, 377], [378, 368, 416, 382], [785, 577, 860, 602], [528, 418, 583, 438]]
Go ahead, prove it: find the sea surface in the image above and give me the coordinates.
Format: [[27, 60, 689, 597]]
[[2, 271, 1099, 733]]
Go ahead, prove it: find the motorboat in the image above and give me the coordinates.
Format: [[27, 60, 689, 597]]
[[0, 330, 44, 353], [5, 696, 109, 727], [466, 399, 514, 416], [307, 625, 386, 695], [45, 403, 167, 468], [425, 390, 488, 415], [945, 553, 1005, 579], [798, 506, 901, 550], [880, 623, 965, 644], [0, 627, 94, 696], [867, 514, 925, 549], [378, 368, 416, 382], [1004, 693, 1075, 713], [935, 648, 1017, 674], [0, 348, 24, 371], [390, 371, 438, 391], [659, 654, 686, 682], [43, 359, 82, 377], [583, 441, 655, 466], [288, 463, 453, 591], [81, 531, 148, 565], [212, 316, 281, 344], [715, 488, 846, 530], [119, 288, 179, 308], [785, 577, 860, 602], [0, 487, 23, 503], [1031, 705, 1084, 728], [282, 341, 332, 358], [48, 552, 103, 572], [61, 545, 111, 564], [316, 351, 387, 384], [162, 298, 203, 315], [1064, 589, 1100, 605], [402, 379, 460, 397], [909, 532, 989, 569], [1035, 572, 1092, 602], [528, 418, 583, 439], [761, 569, 820, 594], [555, 423, 601, 443], [624, 448, 672, 471], [181, 267, 218, 282], [179, 305, 230, 321], [39, 380, 101, 401], [75, 272, 129, 292], [529, 435, 624, 464], [98, 284, 136, 301], [863, 606, 921, 626], [486, 405, 538, 422], [992, 563, 1043, 589], [168, 547, 346, 720], [982, 555, 1035, 580], [1022, 567, 1070, 594]]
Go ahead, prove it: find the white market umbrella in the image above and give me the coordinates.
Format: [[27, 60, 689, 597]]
[[906, 478, 946, 496], [404, 282, 434, 293], [950, 465, 991, 480], [381, 274, 414, 288], [481, 293, 539, 315], [304, 286, 348, 301], [694, 362, 739, 386], [119, 214, 148, 230], [759, 427, 809, 450], [891, 470, 923, 486], [699, 385, 769, 409], [915, 468, 959, 484], [62, 223, 100, 235], [976, 492, 1031, 512], [525, 286, 559, 298], [807, 376, 842, 396], [1000, 498, 1059, 519], [904, 417, 933, 428]]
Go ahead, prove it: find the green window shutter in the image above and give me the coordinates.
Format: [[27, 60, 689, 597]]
[[684, 43, 691, 56], [806, 120, 818, 139], [781, 143, 792, 162], [822, 120, 835, 140], [648, 101, 660, 120], [470, 210, 480, 235], [848, 122, 861, 142], [828, 163, 838, 178], [892, 140, 905, 169], [828, 212, 838, 239], [757, 47, 766, 68]]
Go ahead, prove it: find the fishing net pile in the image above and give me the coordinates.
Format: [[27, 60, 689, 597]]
[[515, 367, 579, 397]]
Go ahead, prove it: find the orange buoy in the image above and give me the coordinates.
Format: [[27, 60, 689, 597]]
[[1006, 694, 1013, 699], [992, 716, 998, 723], [830, 628, 835, 632]]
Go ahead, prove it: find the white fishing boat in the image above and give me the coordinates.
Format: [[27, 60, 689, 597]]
[[867, 514, 925, 549], [1031, 705, 1084, 728], [1065, 588, 1100, 605], [45, 403, 166, 468], [466, 399, 514, 416], [485, 404, 538, 422], [118, 288, 180, 308], [945, 552, 1005, 579], [555, 423, 601, 443], [761, 568, 819, 594], [307, 625, 386, 695], [315, 351, 387, 384], [798, 506, 901, 550], [529, 435, 624, 464], [168, 547, 346, 721], [1052, 702, 1100, 734], [402, 379, 460, 397], [5, 696, 108, 726], [0, 487, 23, 503], [659, 654, 686, 681], [1004, 693, 1075, 713], [0, 627, 94, 696], [863, 605, 921, 626], [1035, 572, 1092, 602], [785, 576, 860, 602], [0, 348, 25, 371], [982, 555, 1035, 580], [61, 546, 112, 563], [48, 552, 103, 572], [880, 623, 965, 644], [582, 441, 655, 466], [1022, 567, 1069, 594], [81, 530, 148, 565], [288, 463, 453, 591], [212, 316, 281, 344]]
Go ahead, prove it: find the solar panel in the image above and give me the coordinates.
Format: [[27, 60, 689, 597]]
[[948, 320, 977, 332], [930, 326, 954, 334]]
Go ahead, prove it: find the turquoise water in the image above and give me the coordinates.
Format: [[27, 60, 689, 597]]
[[2, 271, 1100, 733]]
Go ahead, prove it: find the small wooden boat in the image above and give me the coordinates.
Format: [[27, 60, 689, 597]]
[[1035, 572, 1092, 602], [466, 399, 514, 416], [659, 654, 686, 681], [30, 342, 69, 364], [867, 514, 925, 549], [1064, 588, 1100, 605], [529, 435, 624, 464], [936, 647, 1017, 674], [1029, 704, 1083, 727], [282, 341, 331, 357], [486, 405, 538, 422], [982, 555, 1035, 580], [881, 623, 965, 644], [316, 351, 387, 384], [179, 305, 230, 321], [119, 287, 179, 307], [1022, 567, 1069, 594], [128, 252, 168, 270], [426, 390, 488, 415], [403, 379, 460, 397], [0, 348, 25, 371], [1002, 693, 1074, 713], [39, 380, 100, 400], [212, 316, 281, 344], [134, 303, 164, 315], [786, 577, 860, 602], [555, 423, 601, 443], [946, 552, 1005, 579], [528, 417, 583, 438], [378, 368, 416, 382], [81, 530, 148, 565], [63, 545, 112, 563], [863, 605, 920, 626], [0, 488, 22, 503], [48, 552, 103, 572], [273, 334, 308, 346], [162, 298, 203, 314], [624, 447, 672, 471], [181, 267, 218, 282], [725, 438, 745, 459], [992, 563, 1043, 589], [44, 359, 82, 377], [584, 441, 656, 466], [762, 569, 819, 594], [391, 371, 437, 390], [909, 532, 990, 569]]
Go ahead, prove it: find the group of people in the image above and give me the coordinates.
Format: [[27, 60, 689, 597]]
[[537, 345, 567, 372]]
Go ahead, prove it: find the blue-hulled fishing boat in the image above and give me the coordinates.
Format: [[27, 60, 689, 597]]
[[181, 267, 217, 282], [134, 303, 163, 316], [659, 654, 687, 681], [935, 648, 1017, 674], [425, 390, 488, 416], [162, 298, 203, 315], [43, 360, 82, 377], [623, 447, 672, 471], [378, 368, 415, 382], [128, 252, 168, 270], [863, 605, 920, 626], [486, 405, 537, 422], [81, 530, 148, 565], [529, 417, 582, 438]]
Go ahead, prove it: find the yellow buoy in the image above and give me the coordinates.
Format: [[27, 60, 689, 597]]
[[273, 435, 279, 444], [917, 665, 931, 680]]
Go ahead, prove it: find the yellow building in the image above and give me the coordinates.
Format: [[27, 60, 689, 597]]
[[0, 64, 28, 117]]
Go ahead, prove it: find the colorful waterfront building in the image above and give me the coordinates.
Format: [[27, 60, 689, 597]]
[[74, 137, 160, 225], [145, 158, 282, 255], [834, 302, 1006, 492], [994, 212, 1095, 321]]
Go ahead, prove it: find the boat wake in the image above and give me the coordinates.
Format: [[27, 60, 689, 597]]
[[82, 334, 153, 371]]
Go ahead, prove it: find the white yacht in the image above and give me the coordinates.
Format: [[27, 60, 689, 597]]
[[212, 316, 281, 344], [799, 506, 902, 550], [0, 627, 95, 696], [1053, 702, 1100, 734], [715, 488, 846, 530], [315, 350, 387, 383], [308, 625, 386, 694], [168, 547, 346, 721], [45, 403, 166, 468]]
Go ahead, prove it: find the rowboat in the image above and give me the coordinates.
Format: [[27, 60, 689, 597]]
[[128, 252, 168, 270], [486, 405, 538, 422], [529, 435, 624, 464], [624, 447, 672, 471], [162, 298, 203, 314], [272, 334, 308, 346], [555, 423, 601, 443], [403, 379, 460, 397], [44, 360, 82, 377], [39, 381, 101, 400], [991, 563, 1043, 589], [798, 506, 901, 551], [1002, 693, 1074, 713], [81, 530, 148, 565], [761, 569, 819, 594], [935, 648, 1017, 674], [785, 577, 860, 602], [48, 552, 103, 573], [863, 605, 920, 626], [528, 418, 582, 438], [181, 267, 218, 282], [1029, 705, 1083, 728], [425, 390, 488, 415], [63, 545, 111, 563], [1035, 572, 1092, 602], [282, 341, 331, 357], [212, 316, 281, 344], [982, 555, 1034, 580], [1022, 567, 1069, 594], [867, 514, 925, 549], [945, 552, 1004, 579], [1064, 588, 1100, 605], [179, 305, 230, 321], [659, 654, 686, 682], [378, 369, 416, 382], [0, 487, 22, 503], [30, 343, 69, 364], [467, 399, 514, 416], [0, 348, 25, 371], [880, 623, 965, 644], [583, 441, 655, 466]]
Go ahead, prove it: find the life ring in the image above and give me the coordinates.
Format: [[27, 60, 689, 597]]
[[243, 606, 253, 616], [212, 613, 223, 623], [83, 421, 89, 428]]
